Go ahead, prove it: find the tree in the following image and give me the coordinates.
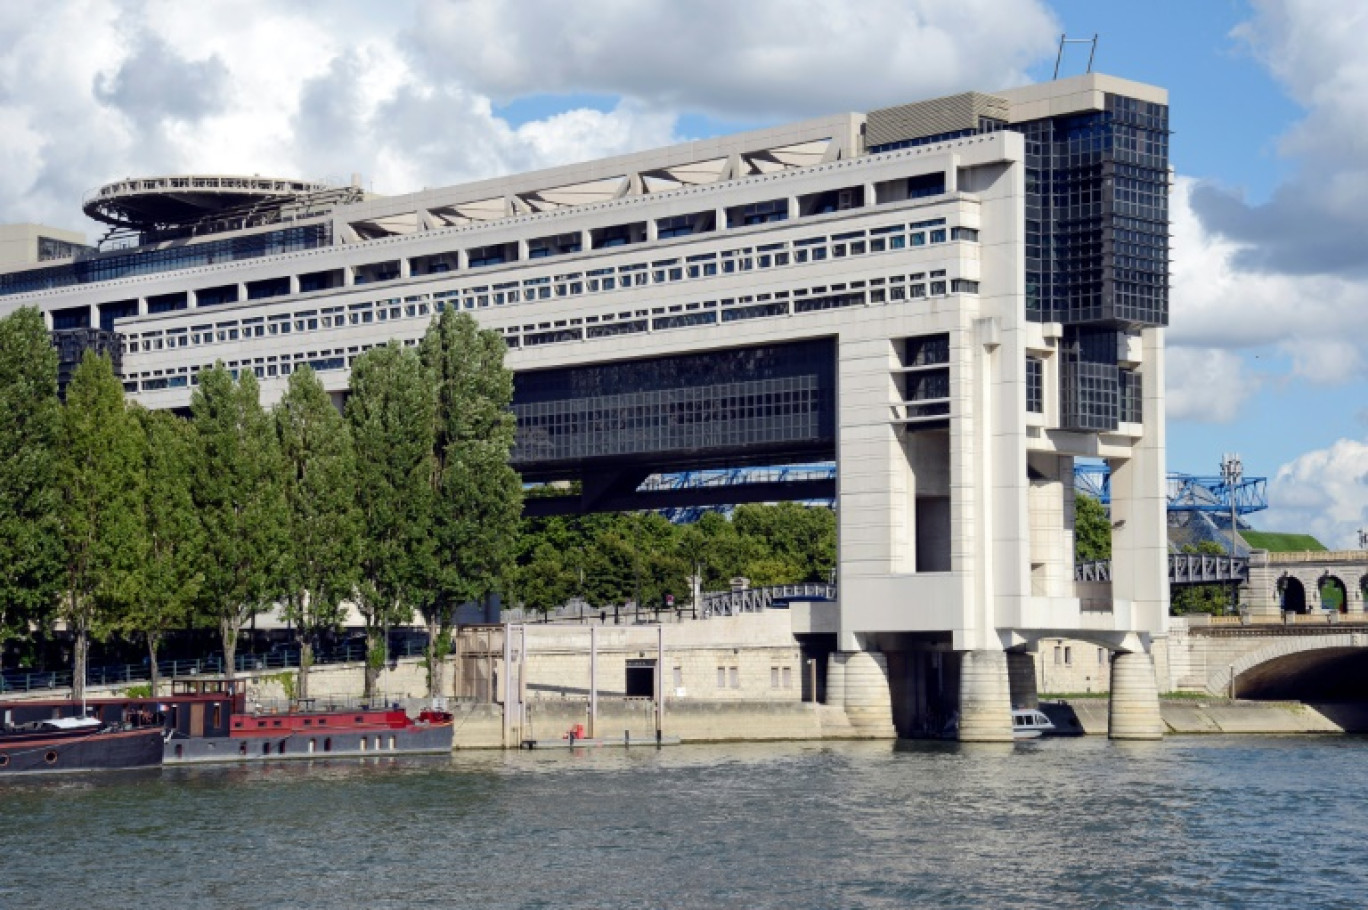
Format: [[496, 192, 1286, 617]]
[[191, 365, 289, 683], [124, 408, 203, 694], [275, 366, 361, 700], [0, 308, 62, 671], [418, 307, 523, 696], [733, 502, 835, 584], [56, 352, 146, 701], [511, 543, 576, 615], [346, 343, 437, 699], [1074, 493, 1111, 563]]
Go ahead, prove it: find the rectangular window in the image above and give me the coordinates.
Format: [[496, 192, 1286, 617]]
[[1026, 357, 1044, 413], [782, 667, 792, 688], [1064, 646, 1073, 666], [729, 666, 740, 689], [717, 667, 726, 688], [771, 667, 780, 688]]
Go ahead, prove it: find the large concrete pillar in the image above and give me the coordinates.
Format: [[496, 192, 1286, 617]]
[[842, 651, 896, 738], [958, 650, 1013, 742], [1006, 651, 1038, 709], [825, 652, 847, 708], [1108, 651, 1164, 740]]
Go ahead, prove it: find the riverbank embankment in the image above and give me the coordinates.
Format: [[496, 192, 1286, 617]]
[[1043, 698, 1368, 735]]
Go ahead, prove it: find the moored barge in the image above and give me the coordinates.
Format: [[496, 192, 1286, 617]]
[[1, 678, 454, 770], [0, 713, 164, 776]]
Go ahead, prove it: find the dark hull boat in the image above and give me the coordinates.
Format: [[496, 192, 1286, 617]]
[[0, 717, 164, 776]]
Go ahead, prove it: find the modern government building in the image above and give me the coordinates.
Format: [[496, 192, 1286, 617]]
[[0, 73, 1171, 740]]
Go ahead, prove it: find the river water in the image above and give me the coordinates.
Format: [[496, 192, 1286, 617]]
[[3, 736, 1366, 909]]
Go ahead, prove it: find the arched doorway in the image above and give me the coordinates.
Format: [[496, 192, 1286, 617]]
[[1320, 575, 1348, 613], [1279, 576, 1307, 614]]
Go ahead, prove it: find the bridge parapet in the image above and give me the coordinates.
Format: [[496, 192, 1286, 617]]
[[1264, 549, 1368, 565]]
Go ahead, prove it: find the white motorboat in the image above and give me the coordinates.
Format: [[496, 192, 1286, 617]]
[[1012, 708, 1056, 739]]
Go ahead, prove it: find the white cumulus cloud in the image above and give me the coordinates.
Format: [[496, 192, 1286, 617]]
[[1262, 439, 1368, 549]]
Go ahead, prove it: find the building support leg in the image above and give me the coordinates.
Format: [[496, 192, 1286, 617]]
[[841, 650, 896, 738], [825, 652, 847, 708], [958, 650, 1013, 742], [1108, 650, 1164, 740]]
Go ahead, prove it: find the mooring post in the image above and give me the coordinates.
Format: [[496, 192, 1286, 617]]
[[655, 624, 665, 742], [589, 625, 598, 739]]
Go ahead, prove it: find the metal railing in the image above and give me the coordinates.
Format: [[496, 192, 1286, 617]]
[[0, 639, 430, 695], [701, 583, 836, 618]]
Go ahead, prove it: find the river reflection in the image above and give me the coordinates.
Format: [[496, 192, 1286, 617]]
[[2, 736, 1365, 909]]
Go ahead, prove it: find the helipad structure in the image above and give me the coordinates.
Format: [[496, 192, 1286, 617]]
[[0, 73, 1171, 740]]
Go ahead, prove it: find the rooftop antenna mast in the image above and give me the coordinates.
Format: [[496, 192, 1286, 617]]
[[1053, 33, 1098, 80]]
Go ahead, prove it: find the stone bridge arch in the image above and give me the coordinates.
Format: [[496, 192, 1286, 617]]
[[1203, 631, 1368, 698], [1243, 551, 1368, 618]]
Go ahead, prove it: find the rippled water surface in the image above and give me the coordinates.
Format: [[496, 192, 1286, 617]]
[[3, 736, 1367, 909]]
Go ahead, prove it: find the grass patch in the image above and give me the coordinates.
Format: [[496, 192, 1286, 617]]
[[1241, 530, 1327, 552]]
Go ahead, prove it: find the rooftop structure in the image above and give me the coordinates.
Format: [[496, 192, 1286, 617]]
[[1, 73, 1172, 740]]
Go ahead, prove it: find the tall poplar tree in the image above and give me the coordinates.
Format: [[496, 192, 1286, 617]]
[[419, 308, 522, 696], [275, 366, 360, 700], [125, 407, 203, 695], [56, 351, 146, 701], [345, 343, 437, 700], [191, 365, 288, 683], [0, 308, 62, 671]]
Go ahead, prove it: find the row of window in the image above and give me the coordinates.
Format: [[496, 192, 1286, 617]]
[[500, 271, 976, 350], [121, 217, 974, 358], [125, 298, 435, 353], [710, 665, 794, 688], [124, 338, 420, 393]]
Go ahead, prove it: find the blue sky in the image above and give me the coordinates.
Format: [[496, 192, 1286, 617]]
[[0, 0, 1364, 544]]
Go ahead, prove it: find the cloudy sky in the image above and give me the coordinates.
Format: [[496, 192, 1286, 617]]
[[2, 0, 1365, 545]]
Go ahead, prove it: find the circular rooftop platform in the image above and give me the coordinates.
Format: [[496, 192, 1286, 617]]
[[82, 175, 334, 229]]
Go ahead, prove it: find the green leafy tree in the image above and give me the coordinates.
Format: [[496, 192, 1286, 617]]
[[510, 542, 576, 615], [192, 365, 289, 683], [125, 408, 203, 694], [346, 343, 438, 699], [1170, 541, 1235, 616], [0, 308, 62, 670], [733, 502, 835, 584], [1074, 493, 1111, 563], [275, 367, 361, 700], [56, 352, 147, 700], [418, 308, 523, 696]]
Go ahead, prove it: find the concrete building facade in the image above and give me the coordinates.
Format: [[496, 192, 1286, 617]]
[[0, 74, 1171, 740]]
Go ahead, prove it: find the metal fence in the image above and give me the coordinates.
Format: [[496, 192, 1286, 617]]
[[0, 638, 429, 695]]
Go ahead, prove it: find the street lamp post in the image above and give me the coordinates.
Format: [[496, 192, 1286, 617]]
[[1221, 453, 1243, 616], [1220, 453, 1242, 556]]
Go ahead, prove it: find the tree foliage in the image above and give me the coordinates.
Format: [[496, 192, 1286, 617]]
[[191, 366, 289, 682], [0, 308, 62, 669], [275, 367, 361, 699], [1074, 493, 1112, 563], [509, 504, 837, 617], [418, 308, 522, 694], [124, 408, 203, 693], [56, 352, 147, 700], [346, 342, 437, 698]]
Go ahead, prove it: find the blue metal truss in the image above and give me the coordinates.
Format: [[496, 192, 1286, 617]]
[[641, 462, 1268, 523], [639, 463, 837, 522], [1073, 463, 1267, 515]]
